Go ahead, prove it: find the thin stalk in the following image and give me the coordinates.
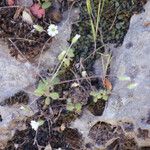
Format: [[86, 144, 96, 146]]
[[96, 0, 106, 38], [95, 0, 101, 37], [50, 43, 73, 82]]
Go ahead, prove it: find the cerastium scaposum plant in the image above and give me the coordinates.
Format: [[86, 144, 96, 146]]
[[34, 33, 81, 107]]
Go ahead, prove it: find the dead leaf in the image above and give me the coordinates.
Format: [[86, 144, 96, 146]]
[[60, 123, 66, 131], [144, 22, 150, 27], [30, 3, 45, 19], [22, 10, 33, 24], [48, 9, 62, 23], [13, 7, 24, 20], [44, 144, 52, 150], [102, 78, 112, 91], [7, 0, 15, 6]]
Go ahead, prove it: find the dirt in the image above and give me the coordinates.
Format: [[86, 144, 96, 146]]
[[0, 0, 64, 62], [88, 121, 138, 149], [0, 0, 147, 149], [0, 9, 48, 62], [0, 91, 29, 106], [4, 100, 82, 149]]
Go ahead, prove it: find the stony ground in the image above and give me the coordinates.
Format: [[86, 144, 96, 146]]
[[0, 0, 148, 149]]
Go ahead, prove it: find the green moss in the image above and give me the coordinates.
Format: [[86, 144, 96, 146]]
[[101, 0, 145, 43], [72, 0, 146, 62]]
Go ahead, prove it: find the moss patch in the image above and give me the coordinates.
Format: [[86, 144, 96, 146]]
[[72, 0, 146, 61]]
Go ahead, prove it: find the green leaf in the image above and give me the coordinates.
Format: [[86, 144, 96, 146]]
[[33, 25, 44, 32], [63, 58, 70, 67], [67, 48, 75, 57], [45, 97, 51, 105], [34, 80, 48, 96], [50, 77, 60, 86], [118, 76, 131, 81], [103, 95, 108, 101], [49, 92, 59, 100], [90, 20, 96, 41], [58, 51, 66, 61], [90, 91, 98, 97], [86, 0, 92, 15], [97, 93, 102, 99], [38, 120, 45, 126], [34, 89, 43, 96], [42, 2, 51, 9], [93, 97, 98, 103], [71, 34, 80, 44], [66, 103, 74, 111], [67, 98, 72, 103], [20, 105, 33, 113], [75, 103, 82, 112], [127, 83, 138, 89], [90, 90, 109, 102]]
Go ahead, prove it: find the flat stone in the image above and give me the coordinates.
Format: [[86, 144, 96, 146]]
[[0, 8, 79, 149], [72, 1, 150, 148]]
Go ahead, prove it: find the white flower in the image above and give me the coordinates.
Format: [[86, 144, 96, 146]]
[[30, 120, 40, 131], [71, 82, 80, 87], [20, 106, 25, 110], [47, 24, 58, 37], [81, 71, 87, 77], [72, 34, 81, 44], [74, 34, 81, 40]]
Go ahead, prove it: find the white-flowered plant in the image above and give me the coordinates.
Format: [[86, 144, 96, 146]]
[[30, 120, 44, 131], [71, 34, 81, 44], [47, 24, 58, 37]]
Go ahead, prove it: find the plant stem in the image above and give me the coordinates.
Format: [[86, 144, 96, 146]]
[[50, 43, 73, 82]]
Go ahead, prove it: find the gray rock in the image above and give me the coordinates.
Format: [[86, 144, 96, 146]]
[[104, 0, 150, 131], [0, 8, 79, 149], [72, 1, 150, 148], [16, 0, 33, 7]]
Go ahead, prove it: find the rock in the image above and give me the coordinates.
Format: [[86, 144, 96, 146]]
[[101, 1, 150, 147], [72, 1, 150, 148], [0, 41, 37, 102], [103, 0, 150, 138], [16, 0, 33, 7], [0, 8, 79, 149]]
